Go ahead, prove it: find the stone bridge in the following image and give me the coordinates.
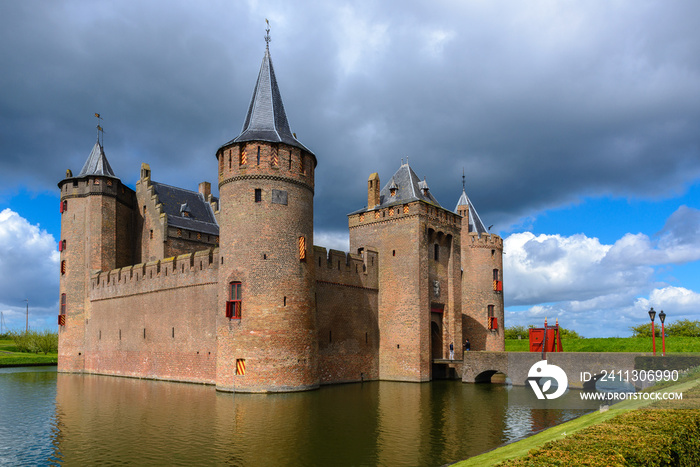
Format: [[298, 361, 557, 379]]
[[460, 352, 700, 390]]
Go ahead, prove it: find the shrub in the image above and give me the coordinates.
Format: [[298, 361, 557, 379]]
[[630, 322, 662, 337], [34, 330, 59, 355], [631, 319, 700, 338], [666, 319, 700, 338], [500, 409, 700, 466], [7, 330, 58, 354], [505, 325, 582, 340], [504, 325, 529, 340]]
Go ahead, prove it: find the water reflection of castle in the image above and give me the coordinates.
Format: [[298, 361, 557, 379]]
[[53, 374, 513, 465], [57, 33, 504, 392]]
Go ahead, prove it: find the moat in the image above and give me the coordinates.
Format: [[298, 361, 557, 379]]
[[1, 367, 599, 466]]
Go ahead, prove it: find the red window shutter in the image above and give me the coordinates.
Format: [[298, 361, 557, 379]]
[[226, 301, 233, 318], [58, 241, 63, 252], [60, 201, 64, 213], [489, 317, 498, 330]]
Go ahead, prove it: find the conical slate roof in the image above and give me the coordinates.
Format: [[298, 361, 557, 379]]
[[223, 45, 315, 162], [455, 190, 488, 234], [78, 140, 117, 178]]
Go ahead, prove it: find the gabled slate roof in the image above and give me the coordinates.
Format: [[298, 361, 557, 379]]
[[78, 140, 117, 178], [455, 189, 488, 235], [351, 162, 441, 214], [151, 182, 219, 236], [222, 45, 315, 161]]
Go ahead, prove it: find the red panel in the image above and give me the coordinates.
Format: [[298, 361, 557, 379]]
[[58, 315, 66, 326], [488, 316, 498, 330]]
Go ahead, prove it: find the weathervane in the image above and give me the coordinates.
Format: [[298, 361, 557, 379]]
[[265, 19, 271, 49], [95, 113, 104, 146], [462, 167, 466, 191]]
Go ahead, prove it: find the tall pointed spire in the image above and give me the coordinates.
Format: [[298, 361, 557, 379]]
[[226, 22, 314, 157], [78, 139, 117, 178], [455, 181, 487, 235]]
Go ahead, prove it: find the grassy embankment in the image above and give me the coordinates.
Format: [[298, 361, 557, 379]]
[[457, 366, 700, 466], [0, 338, 58, 366], [505, 336, 700, 353]]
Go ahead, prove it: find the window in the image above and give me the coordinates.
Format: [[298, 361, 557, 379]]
[[60, 200, 67, 213], [61, 260, 66, 275], [255, 189, 262, 203], [150, 230, 153, 240], [226, 281, 242, 319], [434, 244, 439, 261], [59, 240, 66, 252], [257, 146, 261, 165], [493, 269, 503, 292], [488, 305, 494, 317], [299, 236, 306, 261], [219, 154, 224, 174], [60, 294, 66, 314]]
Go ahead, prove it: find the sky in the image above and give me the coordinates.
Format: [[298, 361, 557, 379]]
[[1, 0, 699, 337]]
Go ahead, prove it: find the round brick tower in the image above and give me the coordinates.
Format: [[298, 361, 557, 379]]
[[57, 138, 134, 372], [457, 189, 505, 351], [215, 38, 319, 392]]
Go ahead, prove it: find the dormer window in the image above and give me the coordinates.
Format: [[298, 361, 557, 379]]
[[180, 202, 191, 218], [418, 179, 429, 196], [388, 179, 398, 197]]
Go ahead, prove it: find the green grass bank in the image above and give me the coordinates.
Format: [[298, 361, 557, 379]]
[[456, 368, 700, 466], [0, 338, 57, 367], [505, 336, 700, 353]]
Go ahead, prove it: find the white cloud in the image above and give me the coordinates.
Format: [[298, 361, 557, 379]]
[[0, 209, 59, 331], [504, 206, 700, 336], [636, 287, 700, 319]]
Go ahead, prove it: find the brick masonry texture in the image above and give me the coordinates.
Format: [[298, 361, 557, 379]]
[[57, 85, 503, 393]]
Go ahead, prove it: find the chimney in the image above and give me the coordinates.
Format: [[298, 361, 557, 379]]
[[140, 163, 151, 181], [367, 173, 380, 209], [199, 181, 211, 199]]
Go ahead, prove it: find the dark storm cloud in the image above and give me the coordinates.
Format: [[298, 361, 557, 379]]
[[2, 1, 700, 235]]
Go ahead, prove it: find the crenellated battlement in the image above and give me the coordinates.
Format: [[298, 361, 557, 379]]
[[314, 245, 378, 291], [90, 247, 219, 301], [466, 232, 503, 248]]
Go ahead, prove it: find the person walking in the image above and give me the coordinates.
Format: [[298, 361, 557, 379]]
[[464, 338, 470, 352], [449, 342, 454, 360]]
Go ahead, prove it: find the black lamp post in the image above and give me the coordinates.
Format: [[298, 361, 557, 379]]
[[648, 307, 656, 356], [659, 310, 666, 356]]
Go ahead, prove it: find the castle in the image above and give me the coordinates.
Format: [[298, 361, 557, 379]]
[[57, 39, 504, 392]]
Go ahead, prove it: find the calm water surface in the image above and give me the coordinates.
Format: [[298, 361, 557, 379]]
[[0, 367, 596, 466]]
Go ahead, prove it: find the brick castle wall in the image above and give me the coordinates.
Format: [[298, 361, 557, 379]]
[[315, 247, 379, 384], [85, 249, 219, 383]]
